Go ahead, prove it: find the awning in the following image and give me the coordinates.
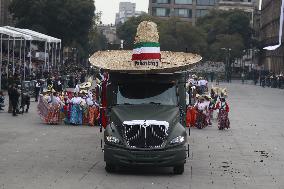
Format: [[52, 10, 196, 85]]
[[0, 27, 33, 40], [0, 26, 61, 43], [4, 26, 61, 43], [21, 29, 61, 43]]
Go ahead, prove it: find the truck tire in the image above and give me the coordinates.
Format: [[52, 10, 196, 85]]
[[173, 165, 184, 175], [105, 163, 116, 173]]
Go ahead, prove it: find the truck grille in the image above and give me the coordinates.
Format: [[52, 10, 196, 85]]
[[122, 120, 169, 148]]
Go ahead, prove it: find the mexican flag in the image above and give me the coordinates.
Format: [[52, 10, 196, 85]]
[[132, 42, 161, 61]]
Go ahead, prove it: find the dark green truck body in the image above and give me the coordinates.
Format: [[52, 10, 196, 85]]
[[104, 72, 188, 174]]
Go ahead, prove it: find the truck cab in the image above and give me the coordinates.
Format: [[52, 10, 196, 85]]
[[103, 72, 188, 174]]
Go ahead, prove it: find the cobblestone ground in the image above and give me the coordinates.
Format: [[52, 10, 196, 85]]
[[0, 82, 284, 189]]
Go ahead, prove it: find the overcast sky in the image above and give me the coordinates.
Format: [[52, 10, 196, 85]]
[[95, 0, 149, 25]]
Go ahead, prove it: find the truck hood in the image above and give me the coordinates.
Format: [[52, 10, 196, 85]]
[[111, 105, 179, 126]]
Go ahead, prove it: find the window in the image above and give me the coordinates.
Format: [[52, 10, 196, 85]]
[[175, 0, 192, 4], [196, 9, 209, 17], [117, 83, 177, 106], [152, 0, 170, 3], [174, 8, 192, 18], [196, 0, 216, 5], [153, 8, 170, 17]]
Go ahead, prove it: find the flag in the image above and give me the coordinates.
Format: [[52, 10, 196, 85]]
[[132, 42, 161, 61]]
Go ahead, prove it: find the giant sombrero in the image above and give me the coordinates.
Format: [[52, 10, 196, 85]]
[[90, 21, 202, 73]]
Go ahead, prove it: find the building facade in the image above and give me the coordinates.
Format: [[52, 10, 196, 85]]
[[260, 0, 284, 73], [0, 0, 13, 26], [149, 0, 218, 25], [115, 2, 145, 25], [97, 24, 120, 44], [218, 0, 258, 26], [149, 0, 259, 25]]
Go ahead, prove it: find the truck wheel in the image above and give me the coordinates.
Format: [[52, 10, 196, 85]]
[[105, 163, 116, 173], [173, 165, 184, 175]]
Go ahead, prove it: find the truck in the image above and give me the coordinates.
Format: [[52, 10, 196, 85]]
[[103, 71, 189, 174], [90, 21, 201, 174]]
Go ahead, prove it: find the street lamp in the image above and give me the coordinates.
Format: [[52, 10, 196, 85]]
[[220, 48, 232, 82]]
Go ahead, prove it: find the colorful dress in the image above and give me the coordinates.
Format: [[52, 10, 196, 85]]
[[82, 105, 89, 125], [86, 97, 100, 126], [194, 101, 208, 129], [69, 97, 83, 125], [208, 100, 216, 125], [70, 104, 83, 125], [88, 106, 99, 126], [38, 95, 61, 125], [215, 101, 230, 130], [186, 106, 197, 128], [63, 97, 71, 124]]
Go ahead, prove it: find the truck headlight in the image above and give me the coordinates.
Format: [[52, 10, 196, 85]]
[[106, 136, 120, 144], [170, 136, 185, 144]]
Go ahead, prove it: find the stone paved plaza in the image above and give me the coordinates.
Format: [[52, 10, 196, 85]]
[[0, 82, 284, 189]]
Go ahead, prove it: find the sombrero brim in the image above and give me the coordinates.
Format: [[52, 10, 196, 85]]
[[90, 50, 202, 73]]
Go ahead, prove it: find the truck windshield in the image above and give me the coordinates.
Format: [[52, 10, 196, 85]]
[[117, 82, 177, 105]]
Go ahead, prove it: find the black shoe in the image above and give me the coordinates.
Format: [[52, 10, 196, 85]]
[[13, 114, 18, 116]]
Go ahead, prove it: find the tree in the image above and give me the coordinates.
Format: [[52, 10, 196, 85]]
[[197, 9, 254, 61], [9, 0, 97, 58], [117, 9, 253, 63], [117, 15, 207, 54], [208, 34, 245, 61], [88, 28, 107, 54]]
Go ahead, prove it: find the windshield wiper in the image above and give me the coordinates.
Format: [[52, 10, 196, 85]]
[[123, 103, 133, 105], [149, 102, 161, 105]]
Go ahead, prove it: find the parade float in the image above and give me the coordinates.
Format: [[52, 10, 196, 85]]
[[89, 21, 202, 174]]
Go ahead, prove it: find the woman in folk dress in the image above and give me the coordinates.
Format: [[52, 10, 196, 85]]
[[194, 96, 208, 129], [70, 93, 83, 125], [215, 95, 230, 130], [46, 92, 63, 124], [86, 94, 100, 126], [80, 92, 89, 125]]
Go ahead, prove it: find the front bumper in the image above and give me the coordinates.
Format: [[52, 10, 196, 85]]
[[104, 144, 186, 167]]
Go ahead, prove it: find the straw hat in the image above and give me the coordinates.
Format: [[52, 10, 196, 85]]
[[198, 96, 205, 100], [42, 89, 48, 93], [221, 88, 228, 97], [196, 94, 204, 100], [80, 82, 92, 89], [89, 21, 202, 73], [80, 89, 88, 94], [205, 95, 212, 100]]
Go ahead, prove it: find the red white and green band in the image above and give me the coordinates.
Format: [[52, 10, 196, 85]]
[[132, 42, 161, 61]]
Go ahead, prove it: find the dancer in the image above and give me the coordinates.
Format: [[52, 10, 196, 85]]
[[215, 95, 230, 130], [194, 95, 208, 129], [70, 93, 83, 125], [86, 93, 100, 126]]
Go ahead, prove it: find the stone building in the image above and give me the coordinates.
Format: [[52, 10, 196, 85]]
[[260, 0, 284, 73]]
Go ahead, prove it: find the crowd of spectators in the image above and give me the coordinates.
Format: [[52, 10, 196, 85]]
[[259, 73, 284, 89]]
